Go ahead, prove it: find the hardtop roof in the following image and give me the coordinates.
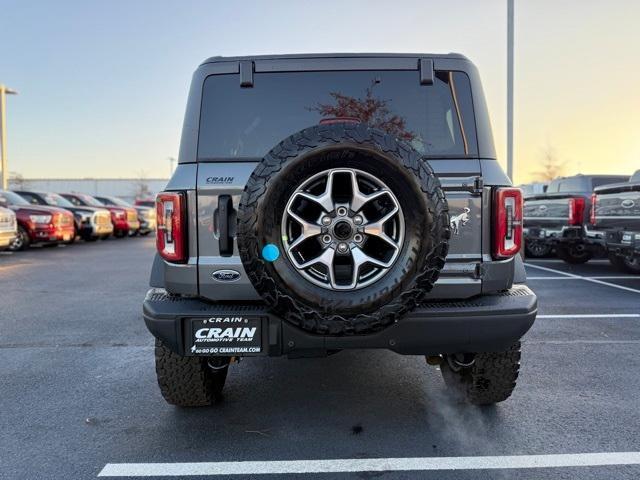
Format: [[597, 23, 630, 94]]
[[201, 52, 470, 66]]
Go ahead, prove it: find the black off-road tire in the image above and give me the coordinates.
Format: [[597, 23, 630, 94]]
[[609, 254, 640, 274], [237, 123, 450, 335], [154, 339, 228, 407], [9, 225, 30, 251], [557, 244, 592, 264], [439, 342, 521, 405]]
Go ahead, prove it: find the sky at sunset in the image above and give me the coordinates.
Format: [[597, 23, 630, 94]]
[[1, 0, 639, 184]]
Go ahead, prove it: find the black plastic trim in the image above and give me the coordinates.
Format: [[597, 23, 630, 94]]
[[217, 195, 233, 256], [419, 58, 434, 85], [239, 60, 254, 87]]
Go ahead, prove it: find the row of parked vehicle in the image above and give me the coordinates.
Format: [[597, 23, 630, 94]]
[[521, 170, 640, 273], [0, 189, 156, 252]]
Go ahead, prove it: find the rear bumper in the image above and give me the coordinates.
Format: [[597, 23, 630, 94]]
[[143, 285, 537, 357]]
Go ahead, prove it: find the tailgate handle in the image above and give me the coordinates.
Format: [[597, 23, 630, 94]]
[[217, 195, 233, 256]]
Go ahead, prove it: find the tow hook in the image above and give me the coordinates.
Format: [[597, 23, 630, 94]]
[[207, 357, 232, 370], [447, 353, 476, 371]]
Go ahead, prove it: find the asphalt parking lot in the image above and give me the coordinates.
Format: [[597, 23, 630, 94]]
[[1, 239, 640, 479]]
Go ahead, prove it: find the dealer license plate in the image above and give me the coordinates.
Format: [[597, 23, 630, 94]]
[[189, 316, 262, 355]]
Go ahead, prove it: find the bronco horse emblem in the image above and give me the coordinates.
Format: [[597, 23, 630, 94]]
[[450, 207, 471, 235]]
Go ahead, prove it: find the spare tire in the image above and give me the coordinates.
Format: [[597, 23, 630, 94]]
[[237, 123, 449, 335]]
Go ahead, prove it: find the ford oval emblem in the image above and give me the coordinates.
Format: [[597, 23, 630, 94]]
[[212, 269, 241, 282], [621, 199, 635, 208]]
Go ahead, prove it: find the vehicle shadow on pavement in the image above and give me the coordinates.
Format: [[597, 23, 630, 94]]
[[147, 350, 509, 460]]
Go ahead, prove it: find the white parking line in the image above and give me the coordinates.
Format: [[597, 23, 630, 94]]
[[525, 263, 640, 294], [98, 452, 640, 477], [527, 259, 609, 263], [528, 276, 640, 280], [537, 314, 640, 319]]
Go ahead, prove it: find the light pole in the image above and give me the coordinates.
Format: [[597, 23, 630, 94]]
[[168, 157, 176, 177], [507, 0, 515, 182], [0, 85, 18, 190]]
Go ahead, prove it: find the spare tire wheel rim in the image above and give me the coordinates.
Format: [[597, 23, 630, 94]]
[[281, 168, 404, 290]]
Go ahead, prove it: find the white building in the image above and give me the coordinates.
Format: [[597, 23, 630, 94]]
[[8, 178, 169, 203]]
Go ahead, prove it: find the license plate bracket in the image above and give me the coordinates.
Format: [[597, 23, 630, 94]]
[[189, 316, 262, 356]]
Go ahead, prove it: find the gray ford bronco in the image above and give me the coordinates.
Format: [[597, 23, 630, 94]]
[[144, 53, 537, 407]]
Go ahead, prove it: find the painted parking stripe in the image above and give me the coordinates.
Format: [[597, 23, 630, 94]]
[[537, 314, 640, 319], [98, 452, 640, 477], [525, 263, 640, 294], [527, 275, 640, 280]]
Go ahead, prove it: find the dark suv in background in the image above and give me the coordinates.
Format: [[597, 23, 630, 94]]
[[589, 170, 640, 273], [523, 174, 628, 263]]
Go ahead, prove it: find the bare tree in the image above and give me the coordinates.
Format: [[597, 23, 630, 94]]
[[531, 146, 566, 181], [309, 80, 416, 141]]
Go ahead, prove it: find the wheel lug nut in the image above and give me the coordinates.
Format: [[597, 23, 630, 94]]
[[321, 216, 332, 226], [353, 215, 363, 225], [353, 233, 363, 243], [322, 234, 332, 244], [337, 207, 348, 217], [337, 242, 349, 253]]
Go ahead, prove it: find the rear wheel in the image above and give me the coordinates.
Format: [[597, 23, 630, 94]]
[[9, 226, 30, 251], [557, 244, 592, 264], [439, 342, 521, 405], [609, 254, 640, 274], [113, 230, 126, 238], [154, 340, 228, 407]]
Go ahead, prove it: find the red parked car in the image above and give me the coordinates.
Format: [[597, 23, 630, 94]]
[[61, 193, 139, 238], [0, 190, 75, 251]]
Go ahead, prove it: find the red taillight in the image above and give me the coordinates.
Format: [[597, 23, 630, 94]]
[[156, 192, 186, 263], [493, 187, 523, 259], [590, 193, 597, 225], [568, 197, 585, 226]]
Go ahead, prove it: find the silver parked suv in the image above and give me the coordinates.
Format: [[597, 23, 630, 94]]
[[144, 53, 537, 407]]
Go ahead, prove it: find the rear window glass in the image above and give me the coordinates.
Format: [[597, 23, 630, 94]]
[[198, 70, 478, 159], [0, 190, 29, 206], [44, 193, 74, 208]]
